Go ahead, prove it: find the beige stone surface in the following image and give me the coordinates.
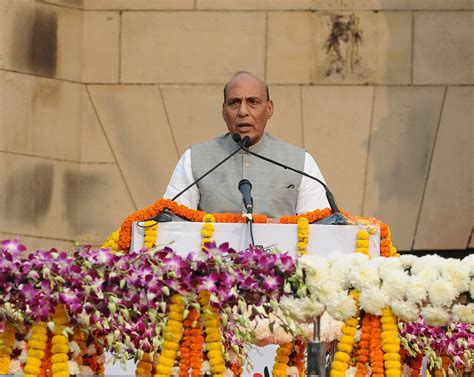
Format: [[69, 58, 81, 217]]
[[302, 86, 374, 215], [121, 12, 265, 83], [81, 87, 115, 163], [0, 232, 77, 252], [160, 85, 224, 155], [314, 11, 412, 84], [267, 85, 303, 147], [70, 163, 136, 244], [0, 153, 80, 240], [2, 0, 83, 81], [342, 0, 473, 9], [363, 86, 445, 250], [413, 12, 473, 84], [87, 85, 179, 209], [267, 12, 317, 84], [82, 11, 119, 83], [0, 71, 82, 161], [83, 0, 194, 10], [414, 87, 473, 250], [197, 0, 340, 10]]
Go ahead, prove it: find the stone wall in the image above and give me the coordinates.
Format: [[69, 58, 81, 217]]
[[1, 0, 472, 252]]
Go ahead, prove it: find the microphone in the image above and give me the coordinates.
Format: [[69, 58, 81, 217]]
[[240, 144, 348, 225], [238, 179, 253, 214]]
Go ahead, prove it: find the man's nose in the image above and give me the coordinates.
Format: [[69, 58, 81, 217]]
[[238, 101, 249, 116]]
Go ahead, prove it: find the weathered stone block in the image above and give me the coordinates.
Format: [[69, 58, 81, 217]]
[[314, 11, 412, 84], [0, 71, 82, 161], [363, 86, 445, 250], [302, 86, 374, 215], [197, 0, 340, 10], [413, 12, 473, 84], [1, 0, 83, 81], [87, 85, 179, 208], [83, 0, 194, 10], [83, 11, 120, 83], [267, 85, 303, 147], [267, 12, 317, 84], [121, 12, 265, 83], [160, 85, 224, 155], [414, 87, 473, 249], [342, 0, 473, 9]]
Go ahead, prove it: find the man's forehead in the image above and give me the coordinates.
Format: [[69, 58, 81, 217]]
[[226, 74, 266, 97]]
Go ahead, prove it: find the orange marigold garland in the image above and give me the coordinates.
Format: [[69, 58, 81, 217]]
[[355, 314, 371, 377], [136, 352, 153, 376], [0, 322, 16, 374], [291, 339, 306, 377], [369, 315, 384, 377], [179, 308, 203, 377], [279, 208, 333, 224]]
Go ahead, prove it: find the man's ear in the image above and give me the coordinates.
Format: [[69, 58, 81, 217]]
[[222, 103, 227, 122], [267, 100, 274, 119]]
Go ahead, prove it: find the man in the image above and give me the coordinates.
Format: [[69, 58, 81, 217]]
[[163, 71, 328, 217]]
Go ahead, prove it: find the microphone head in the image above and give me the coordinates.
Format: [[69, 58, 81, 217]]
[[232, 133, 242, 144], [241, 136, 251, 147], [238, 178, 252, 190]]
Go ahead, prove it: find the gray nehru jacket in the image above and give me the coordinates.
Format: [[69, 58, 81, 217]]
[[191, 133, 305, 217]]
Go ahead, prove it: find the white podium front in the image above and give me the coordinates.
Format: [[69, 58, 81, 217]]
[[112, 221, 380, 376], [131, 222, 380, 257]]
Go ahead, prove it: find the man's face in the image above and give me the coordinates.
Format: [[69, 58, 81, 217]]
[[222, 74, 274, 146]]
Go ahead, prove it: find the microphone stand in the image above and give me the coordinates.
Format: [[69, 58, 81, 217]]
[[240, 144, 349, 225]]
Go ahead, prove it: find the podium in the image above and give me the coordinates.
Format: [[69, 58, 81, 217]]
[[131, 221, 381, 257]]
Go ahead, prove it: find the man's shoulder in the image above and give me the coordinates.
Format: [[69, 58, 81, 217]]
[[265, 133, 307, 154]]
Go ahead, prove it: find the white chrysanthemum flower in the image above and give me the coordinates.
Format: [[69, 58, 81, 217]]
[[68, 341, 81, 358], [411, 255, 443, 282], [360, 286, 389, 316], [398, 254, 417, 270], [463, 254, 474, 274], [346, 257, 380, 291], [79, 366, 94, 376], [305, 261, 331, 288], [470, 280, 474, 298], [325, 292, 357, 321], [9, 359, 22, 374], [286, 366, 299, 376], [452, 303, 474, 324], [67, 360, 80, 376], [376, 257, 402, 278], [299, 296, 326, 319], [405, 275, 428, 303], [315, 281, 343, 302], [421, 306, 450, 326], [346, 366, 357, 377], [381, 270, 411, 301], [320, 312, 343, 342], [440, 258, 469, 292], [326, 253, 355, 287], [201, 360, 211, 374], [390, 300, 420, 322], [428, 278, 458, 307]]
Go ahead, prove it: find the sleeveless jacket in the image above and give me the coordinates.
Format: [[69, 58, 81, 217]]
[[190, 133, 305, 217]]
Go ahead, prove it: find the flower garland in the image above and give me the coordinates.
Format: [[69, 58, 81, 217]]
[[200, 291, 226, 377], [117, 199, 268, 252], [291, 339, 306, 377], [272, 342, 292, 377], [143, 220, 158, 250], [39, 336, 51, 377], [296, 217, 309, 255], [0, 322, 16, 374], [330, 290, 360, 377], [102, 227, 120, 251], [355, 314, 370, 377], [381, 307, 401, 377], [95, 338, 105, 376], [72, 328, 85, 367], [201, 214, 216, 252], [136, 352, 153, 376], [279, 208, 333, 224], [179, 308, 203, 377], [24, 322, 48, 377], [156, 294, 185, 376], [368, 315, 384, 377], [51, 305, 70, 377]]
